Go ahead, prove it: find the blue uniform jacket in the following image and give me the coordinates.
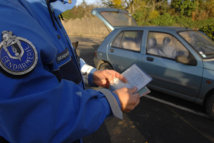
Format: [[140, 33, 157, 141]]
[[0, 0, 121, 142]]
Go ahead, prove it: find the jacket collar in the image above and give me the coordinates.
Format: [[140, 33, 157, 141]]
[[50, 0, 76, 16]]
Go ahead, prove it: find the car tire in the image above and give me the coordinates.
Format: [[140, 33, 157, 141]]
[[99, 63, 113, 70], [205, 94, 214, 119]]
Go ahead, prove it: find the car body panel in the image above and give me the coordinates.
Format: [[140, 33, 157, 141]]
[[200, 60, 214, 100], [203, 60, 214, 71], [200, 69, 214, 100]]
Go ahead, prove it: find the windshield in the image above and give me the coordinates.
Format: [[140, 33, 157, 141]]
[[179, 31, 214, 59], [100, 11, 137, 27]]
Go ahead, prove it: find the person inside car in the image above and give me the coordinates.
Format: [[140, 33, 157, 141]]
[[161, 37, 177, 59]]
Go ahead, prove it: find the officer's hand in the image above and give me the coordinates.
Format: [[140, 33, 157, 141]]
[[114, 87, 140, 112], [93, 70, 127, 88]]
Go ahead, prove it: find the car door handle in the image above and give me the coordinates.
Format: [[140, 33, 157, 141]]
[[147, 57, 154, 62], [110, 48, 114, 53]]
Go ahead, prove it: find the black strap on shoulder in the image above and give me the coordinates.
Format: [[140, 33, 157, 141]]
[[72, 140, 80, 143], [0, 136, 9, 143], [0, 136, 79, 143], [46, 0, 57, 30]]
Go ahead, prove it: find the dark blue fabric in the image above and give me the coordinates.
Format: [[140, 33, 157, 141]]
[[0, 0, 113, 142]]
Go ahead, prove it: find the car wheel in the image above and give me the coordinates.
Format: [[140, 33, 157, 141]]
[[99, 63, 113, 70], [205, 94, 214, 119]]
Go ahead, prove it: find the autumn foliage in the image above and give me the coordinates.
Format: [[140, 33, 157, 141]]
[[63, 0, 214, 40]]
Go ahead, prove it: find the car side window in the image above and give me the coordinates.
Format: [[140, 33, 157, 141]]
[[112, 31, 143, 52], [147, 32, 189, 59]]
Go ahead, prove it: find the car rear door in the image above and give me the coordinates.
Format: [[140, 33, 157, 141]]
[[107, 29, 144, 72]]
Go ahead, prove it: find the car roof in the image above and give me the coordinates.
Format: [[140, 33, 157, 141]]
[[92, 8, 129, 13], [114, 26, 192, 32]]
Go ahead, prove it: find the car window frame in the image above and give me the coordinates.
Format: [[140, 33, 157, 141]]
[[110, 30, 143, 53], [146, 31, 194, 61], [177, 30, 214, 60]]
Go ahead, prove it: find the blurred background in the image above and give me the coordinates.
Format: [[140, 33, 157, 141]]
[[63, 0, 214, 40]]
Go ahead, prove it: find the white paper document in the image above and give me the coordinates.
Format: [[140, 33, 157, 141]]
[[110, 64, 152, 96]]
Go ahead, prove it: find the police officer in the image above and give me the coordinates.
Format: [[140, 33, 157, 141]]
[[0, 0, 140, 143]]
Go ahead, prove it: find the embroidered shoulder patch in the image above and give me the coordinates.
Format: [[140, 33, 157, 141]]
[[0, 31, 38, 76]]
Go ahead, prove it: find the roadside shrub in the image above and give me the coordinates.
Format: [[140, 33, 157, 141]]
[[200, 24, 214, 41], [174, 16, 194, 28], [133, 8, 149, 26], [149, 13, 176, 26]]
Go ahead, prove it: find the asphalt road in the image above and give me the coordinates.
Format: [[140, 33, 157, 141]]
[[70, 36, 214, 143]]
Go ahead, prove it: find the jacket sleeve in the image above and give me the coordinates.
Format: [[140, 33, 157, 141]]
[[80, 58, 97, 86], [0, 72, 113, 142], [0, 2, 122, 143]]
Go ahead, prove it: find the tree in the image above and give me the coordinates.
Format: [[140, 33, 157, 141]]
[[171, 0, 198, 17]]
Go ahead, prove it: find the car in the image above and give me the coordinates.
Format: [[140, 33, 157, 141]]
[[92, 8, 214, 119]]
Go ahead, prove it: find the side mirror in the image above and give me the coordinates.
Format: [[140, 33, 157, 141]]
[[175, 55, 197, 66]]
